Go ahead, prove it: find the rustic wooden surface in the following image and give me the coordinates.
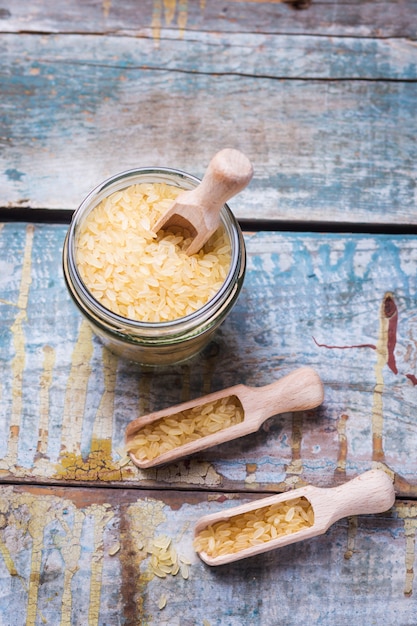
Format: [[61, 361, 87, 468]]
[[2, 223, 417, 496], [1, 222, 417, 623], [1, 484, 416, 626], [1, 1, 417, 624], [1, 0, 416, 224]]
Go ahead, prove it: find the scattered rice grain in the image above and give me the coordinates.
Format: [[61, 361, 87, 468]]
[[158, 594, 167, 610], [146, 534, 191, 582]]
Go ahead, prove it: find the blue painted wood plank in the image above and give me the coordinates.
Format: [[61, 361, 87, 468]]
[[0, 484, 416, 625], [1, 34, 416, 223], [2, 0, 416, 38], [1, 223, 417, 496]]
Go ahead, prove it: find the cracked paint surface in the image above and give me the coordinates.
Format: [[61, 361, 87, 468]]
[[0, 487, 115, 625], [2, 226, 417, 494], [0, 485, 417, 625]]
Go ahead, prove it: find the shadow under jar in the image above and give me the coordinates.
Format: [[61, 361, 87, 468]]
[[62, 167, 246, 367]]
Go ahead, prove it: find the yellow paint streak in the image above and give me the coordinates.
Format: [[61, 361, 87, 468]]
[[60, 320, 94, 455], [36, 345, 56, 459], [102, 0, 111, 18], [88, 505, 114, 626], [0, 297, 18, 306], [56, 345, 126, 482], [151, 0, 188, 42], [0, 535, 19, 577], [0, 502, 26, 588], [397, 503, 417, 596], [152, 0, 162, 42], [58, 509, 84, 626], [55, 438, 123, 482], [343, 515, 358, 559], [336, 413, 349, 474], [7, 224, 34, 465], [372, 294, 391, 464], [26, 498, 55, 626], [0, 488, 116, 625], [93, 348, 118, 442], [17, 225, 34, 310], [164, 0, 176, 24]]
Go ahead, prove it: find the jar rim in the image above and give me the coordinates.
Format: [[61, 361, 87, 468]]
[[65, 166, 245, 337]]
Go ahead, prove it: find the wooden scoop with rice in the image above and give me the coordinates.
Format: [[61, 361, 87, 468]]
[[152, 148, 254, 255]]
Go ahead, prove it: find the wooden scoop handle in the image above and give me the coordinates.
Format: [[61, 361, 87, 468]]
[[248, 366, 324, 426], [178, 149, 253, 256], [321, 469, 395, 527], [189, 148, 254, 230]]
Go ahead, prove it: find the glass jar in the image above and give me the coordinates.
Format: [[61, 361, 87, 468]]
[[62, 167, 246, 366]]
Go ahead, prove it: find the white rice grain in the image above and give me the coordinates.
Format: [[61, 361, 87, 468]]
[[76, 182, 231, 323]]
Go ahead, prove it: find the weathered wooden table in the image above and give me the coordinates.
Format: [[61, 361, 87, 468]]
[[1, 1, 417, 624]]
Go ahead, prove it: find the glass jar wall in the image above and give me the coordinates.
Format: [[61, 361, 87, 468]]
[[62, 167, 246, 367]]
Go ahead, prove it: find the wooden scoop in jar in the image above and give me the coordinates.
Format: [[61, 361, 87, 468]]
[[194, 469, 395, 566], [152, 148, 253, 255], [125, 366, 324, 469]]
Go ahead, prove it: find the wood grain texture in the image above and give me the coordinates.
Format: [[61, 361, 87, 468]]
[[1, 223, 417, 496], [1, 3, 416, 622], [1, 2, 416, 224], [2, 0, 417, 38], [0, 484, 416, 626]]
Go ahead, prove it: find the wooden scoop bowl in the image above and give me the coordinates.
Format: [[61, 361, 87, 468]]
[[125, 366, 324, 469], [194, 469, 395, 566], [152, 148, 253, 255]]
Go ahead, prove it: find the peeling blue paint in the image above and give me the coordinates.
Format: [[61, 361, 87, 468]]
[[4, 168, 25, 181]]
